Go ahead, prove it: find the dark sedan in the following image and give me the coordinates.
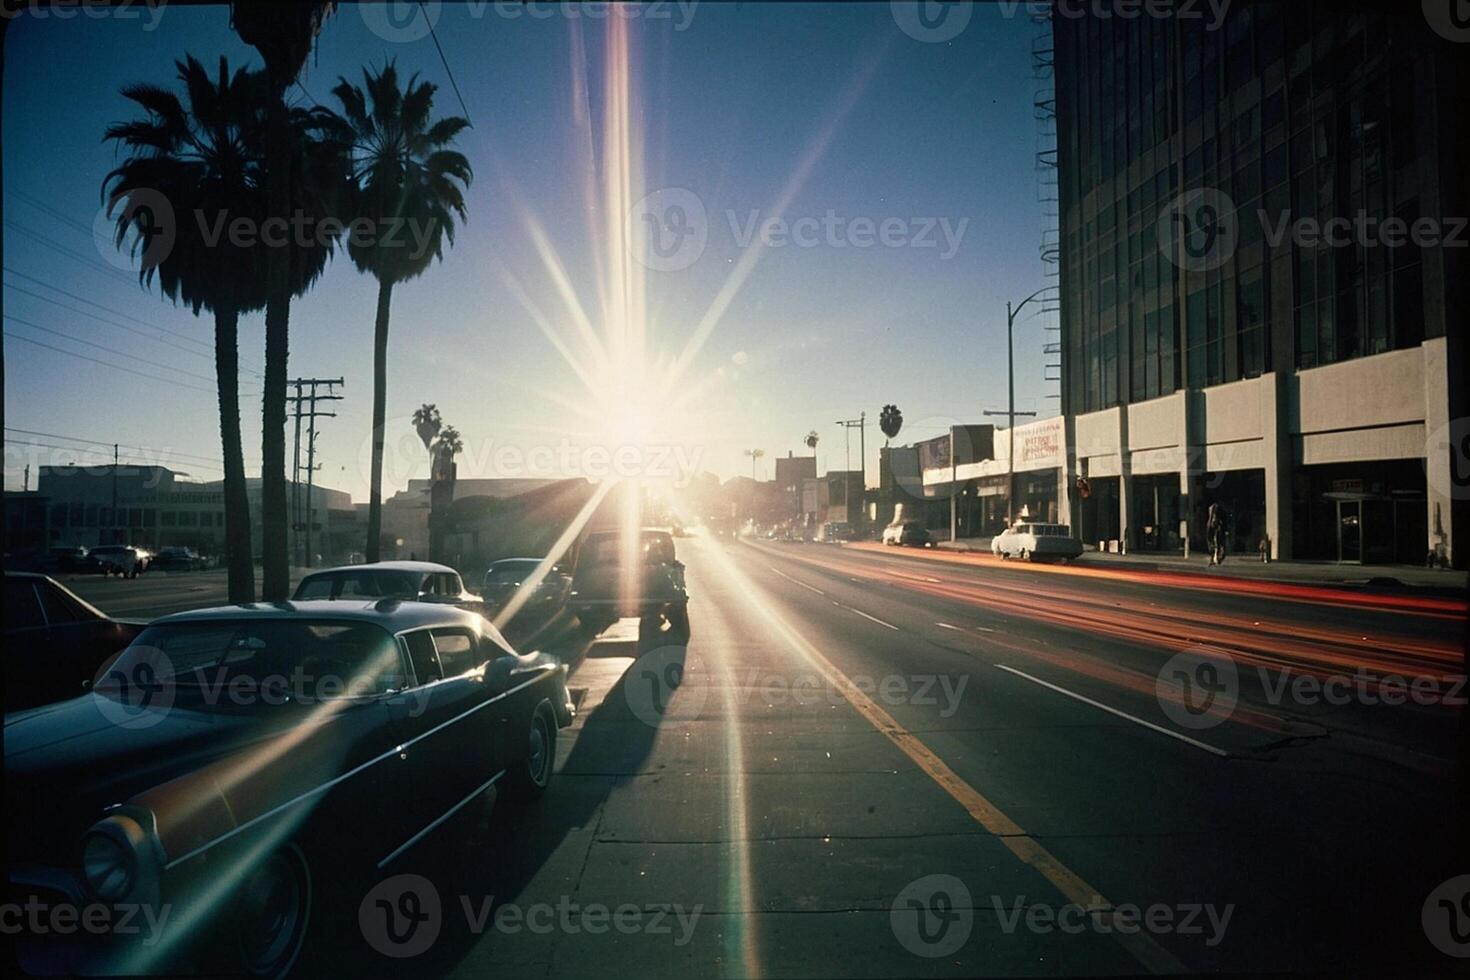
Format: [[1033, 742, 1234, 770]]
[[482, 557, 572, 620], [4, 600, 574, 976], [2, 572, 146, 713]]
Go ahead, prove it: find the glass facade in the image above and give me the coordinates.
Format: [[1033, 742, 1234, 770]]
[[1055, 3, 1446, 415]]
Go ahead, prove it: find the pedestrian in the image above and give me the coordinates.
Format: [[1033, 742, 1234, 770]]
[[1206, 502, 1223, 565], [1258, 534, 1270, 564]]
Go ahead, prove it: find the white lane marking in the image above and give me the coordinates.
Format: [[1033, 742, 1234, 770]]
[[936, 622, 962, 631], [975, 626, 996, 633], [994, 664, 1230, 758], [768, 566, 825, 595], [841, 605, 900, 631]]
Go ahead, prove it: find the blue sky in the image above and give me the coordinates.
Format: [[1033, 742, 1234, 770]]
[[3, 1, 1055, 498]]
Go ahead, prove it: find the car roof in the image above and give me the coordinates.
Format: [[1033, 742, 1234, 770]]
[[300, 560, 457, 577], [489, 557, 541, 566], [584, 527, 672, 539], [150, 599, 488, 633]]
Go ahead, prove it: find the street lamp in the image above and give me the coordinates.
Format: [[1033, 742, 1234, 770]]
[[744, 448, 765, 481], [983, 287, 1053, 527]]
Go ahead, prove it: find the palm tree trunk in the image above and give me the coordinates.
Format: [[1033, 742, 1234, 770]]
[[214, 306, 255, 603], [365, 278, 394, 562], [260, 93, 291, 599]]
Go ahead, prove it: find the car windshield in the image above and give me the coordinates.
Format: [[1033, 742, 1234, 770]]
[[486, 562, 538, 584], [97, 620, 405, 698], [294, 570, 423, 600]]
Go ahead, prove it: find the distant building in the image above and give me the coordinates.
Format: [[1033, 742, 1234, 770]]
[[19, 464, 354, 561], [774, 453, 817, 525]]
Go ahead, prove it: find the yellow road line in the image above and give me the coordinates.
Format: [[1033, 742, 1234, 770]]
[[733, 550, 1189, 974]]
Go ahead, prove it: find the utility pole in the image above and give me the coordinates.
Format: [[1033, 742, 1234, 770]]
[[986, 288, 1052, 526], [287, 378, 343, 568], [835, 414, 868, 527], [111, 443, 119, 545]]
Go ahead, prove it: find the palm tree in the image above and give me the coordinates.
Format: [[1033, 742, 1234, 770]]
[[230, 0, 337, 600], [106, 57, 347, 602], [880, 404, 904, 446], [804, 430, 819, 458], [325, 63, 472, 562], [412, 403, 441, 451], [432, 424, 463, 476], [104, 55, 277, 603]]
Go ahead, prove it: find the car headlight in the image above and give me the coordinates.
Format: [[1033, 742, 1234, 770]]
[[81, 815, 146, 902]]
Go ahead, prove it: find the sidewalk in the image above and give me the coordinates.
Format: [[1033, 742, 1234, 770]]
[[932, 538, 1467, 592]]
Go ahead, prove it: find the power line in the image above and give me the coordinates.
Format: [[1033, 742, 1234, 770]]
[[4, 332, 216, 393], [6, 219, 145, 288], [4, 314, 229, 387], [4, 427, 250, 469], [4, 266, 211, 348], [5, 281, 228, 366], [420, 1, 473, 127]]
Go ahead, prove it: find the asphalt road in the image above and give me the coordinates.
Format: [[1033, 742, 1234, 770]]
[[59, 539, 1470, 976]]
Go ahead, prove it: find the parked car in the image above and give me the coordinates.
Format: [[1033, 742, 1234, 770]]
[[817, 521, 854, 543], [47, 546, 105, 574], [2, 572, 147, 713], [88, 545, 148, 578], [3, 600, 573, 976], [882, 520, 932, 547], [293, 560, 487, 618], [150, 546, 207, 572], [991, 522, 1084, 562], [483, 558, 572, 619], [569, 528, 690, 645]]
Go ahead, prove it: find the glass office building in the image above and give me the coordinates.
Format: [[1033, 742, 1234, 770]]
[[1053, 2, 1466, 564]]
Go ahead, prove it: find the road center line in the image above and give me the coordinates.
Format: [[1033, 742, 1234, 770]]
[[935, 622, 961, 631], [840, 605, 899, 631], [768, 566, 825, 596], [994, 664, 1230, 758]]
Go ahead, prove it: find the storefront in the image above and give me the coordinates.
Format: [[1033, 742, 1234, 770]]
[[1292, 461, 1428, 564], [1132, 474, 1182, 552]]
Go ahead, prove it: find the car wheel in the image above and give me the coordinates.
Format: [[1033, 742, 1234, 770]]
[[233, 842, 311, 979], [504, 701, 556, 802], [1020, 549, 1032, 562]]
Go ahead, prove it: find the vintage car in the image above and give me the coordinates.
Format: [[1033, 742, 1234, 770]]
[[3, 571, 147, 713], [4, 600, 573, 976], [881, 520, 932, 547], [88, 545, 149, 578], [482, 557, 573, 620], [569, 528, 690, 645], [990, 522, 1085, 562], [293, 560, 486, 618]]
